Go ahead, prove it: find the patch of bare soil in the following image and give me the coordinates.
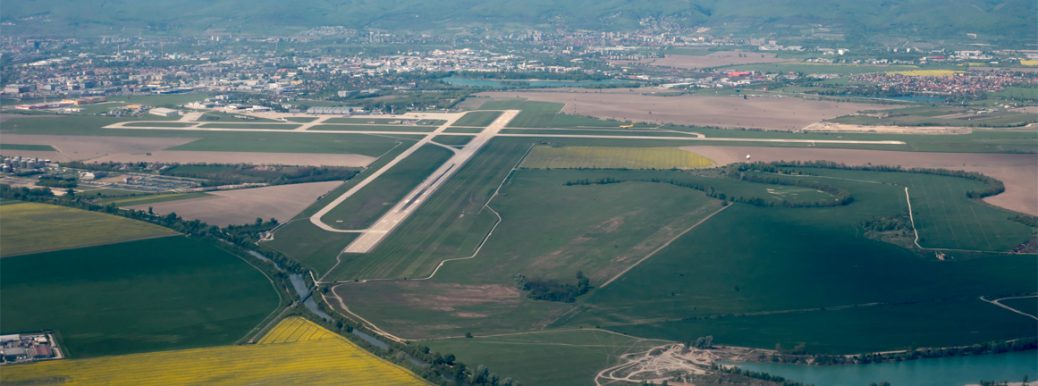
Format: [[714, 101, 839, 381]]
[[0, 134, 196, 162], [89, 150, 374, 167], [128, 181, 342, 226], [686, 146, 1038, 216], [481, 90, 892, 131], [393, 282, 521, 312]]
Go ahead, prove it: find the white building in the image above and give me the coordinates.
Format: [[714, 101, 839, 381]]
[[149, 107, 181, 117]]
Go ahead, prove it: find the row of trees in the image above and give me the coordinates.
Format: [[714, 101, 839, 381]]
[[513, 271, 592, 303]]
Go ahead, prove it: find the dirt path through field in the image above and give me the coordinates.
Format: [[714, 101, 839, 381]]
[[685, 146, 1038, 215]]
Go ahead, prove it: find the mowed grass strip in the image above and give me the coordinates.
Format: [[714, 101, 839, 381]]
[[1, 236, 279, 357], [453, 111, 503, 127], [0, 202, 176, 257], [2, 317, 427, 386], [98, 192, 210, 207], [197, 122, 300, 130], [522, 146, 715, 169]]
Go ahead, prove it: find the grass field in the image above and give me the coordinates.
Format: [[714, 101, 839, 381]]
[[311, 124, 438, 132], [556, 168, 1036, 353], [521, 146, 715, 169], [0, 143, 56, 151], [319, 144, 453, 229], [453, 111, 503, 127], [426, 329, 665, 386], [0, 236, 279, 357], [325, 117, 445, 126], [170, 132, 413, 156], [122, 121, 196, 128], [480, 100, 624, 128], [334, 163, 725, 339], [197, 122, 300, 130], [0, 202, 176, 256], [432, 135, 474, 147], [1, 317, 426, 385], [284, 116, 318, 123], [1000, 297, 1038, 317], [326, 140, 529, 280]]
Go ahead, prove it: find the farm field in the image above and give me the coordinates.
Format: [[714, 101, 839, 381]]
[[521, 146, 715, 169], [319, 144, 453, 229], [480, 99, 625, 128], [479, 91, 892, 130], [128, 181, 343, 226], [452, 111, 503, 127], [426, 329, 666, 386], [1, 317, 427, 385], [0, 133, 195, 162], [0, 236, 279, 357], [88, 150, 376, 167], [0, 202, 176, 256]]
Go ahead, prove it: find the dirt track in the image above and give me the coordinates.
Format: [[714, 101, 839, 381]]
[[128, 181, 342, 226], [481, 90, 892, 131], [685, 146, 1038, 216]]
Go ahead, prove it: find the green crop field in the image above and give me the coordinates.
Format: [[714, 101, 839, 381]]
[[319, 144, 453, 230], [432, 135, 473, 147], [0, 202, 177, 256], [0, 143, 55, 151], [425, 330, 666, 386], [453, 111, 503, 127], [283, 116, 317, 123], [0, 236, 279, 358], [521, 146, 715, 169]]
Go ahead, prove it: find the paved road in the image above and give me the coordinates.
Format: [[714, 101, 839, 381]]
[[342, 110, 520, 253]]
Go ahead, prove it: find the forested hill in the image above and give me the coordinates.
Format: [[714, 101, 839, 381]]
[[3, 0, 1034, 45]]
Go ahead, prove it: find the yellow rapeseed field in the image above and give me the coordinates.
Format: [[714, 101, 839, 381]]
[[1020, 59, 1038, 67], [890, 69, 959, 76], [522, 146, 715, 170], [0, 202, 176, 256], [0, 317, 428, 385]]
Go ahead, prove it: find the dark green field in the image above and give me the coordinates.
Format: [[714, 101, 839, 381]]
[[197, 122, 300, 130], [1000, 297, 1038, 318], [432, 135, 474, 147], [319, 144, 453, 229], [453, 111, 503, 127], [122, 121, 197, 128], [0, 236, 279, 358]]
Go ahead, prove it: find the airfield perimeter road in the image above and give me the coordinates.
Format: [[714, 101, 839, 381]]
[[106, 112, 905, 255]]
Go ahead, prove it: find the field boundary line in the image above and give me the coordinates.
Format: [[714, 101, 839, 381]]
[[599, 203, 731, 288], [980, 294, 1038, 321]]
